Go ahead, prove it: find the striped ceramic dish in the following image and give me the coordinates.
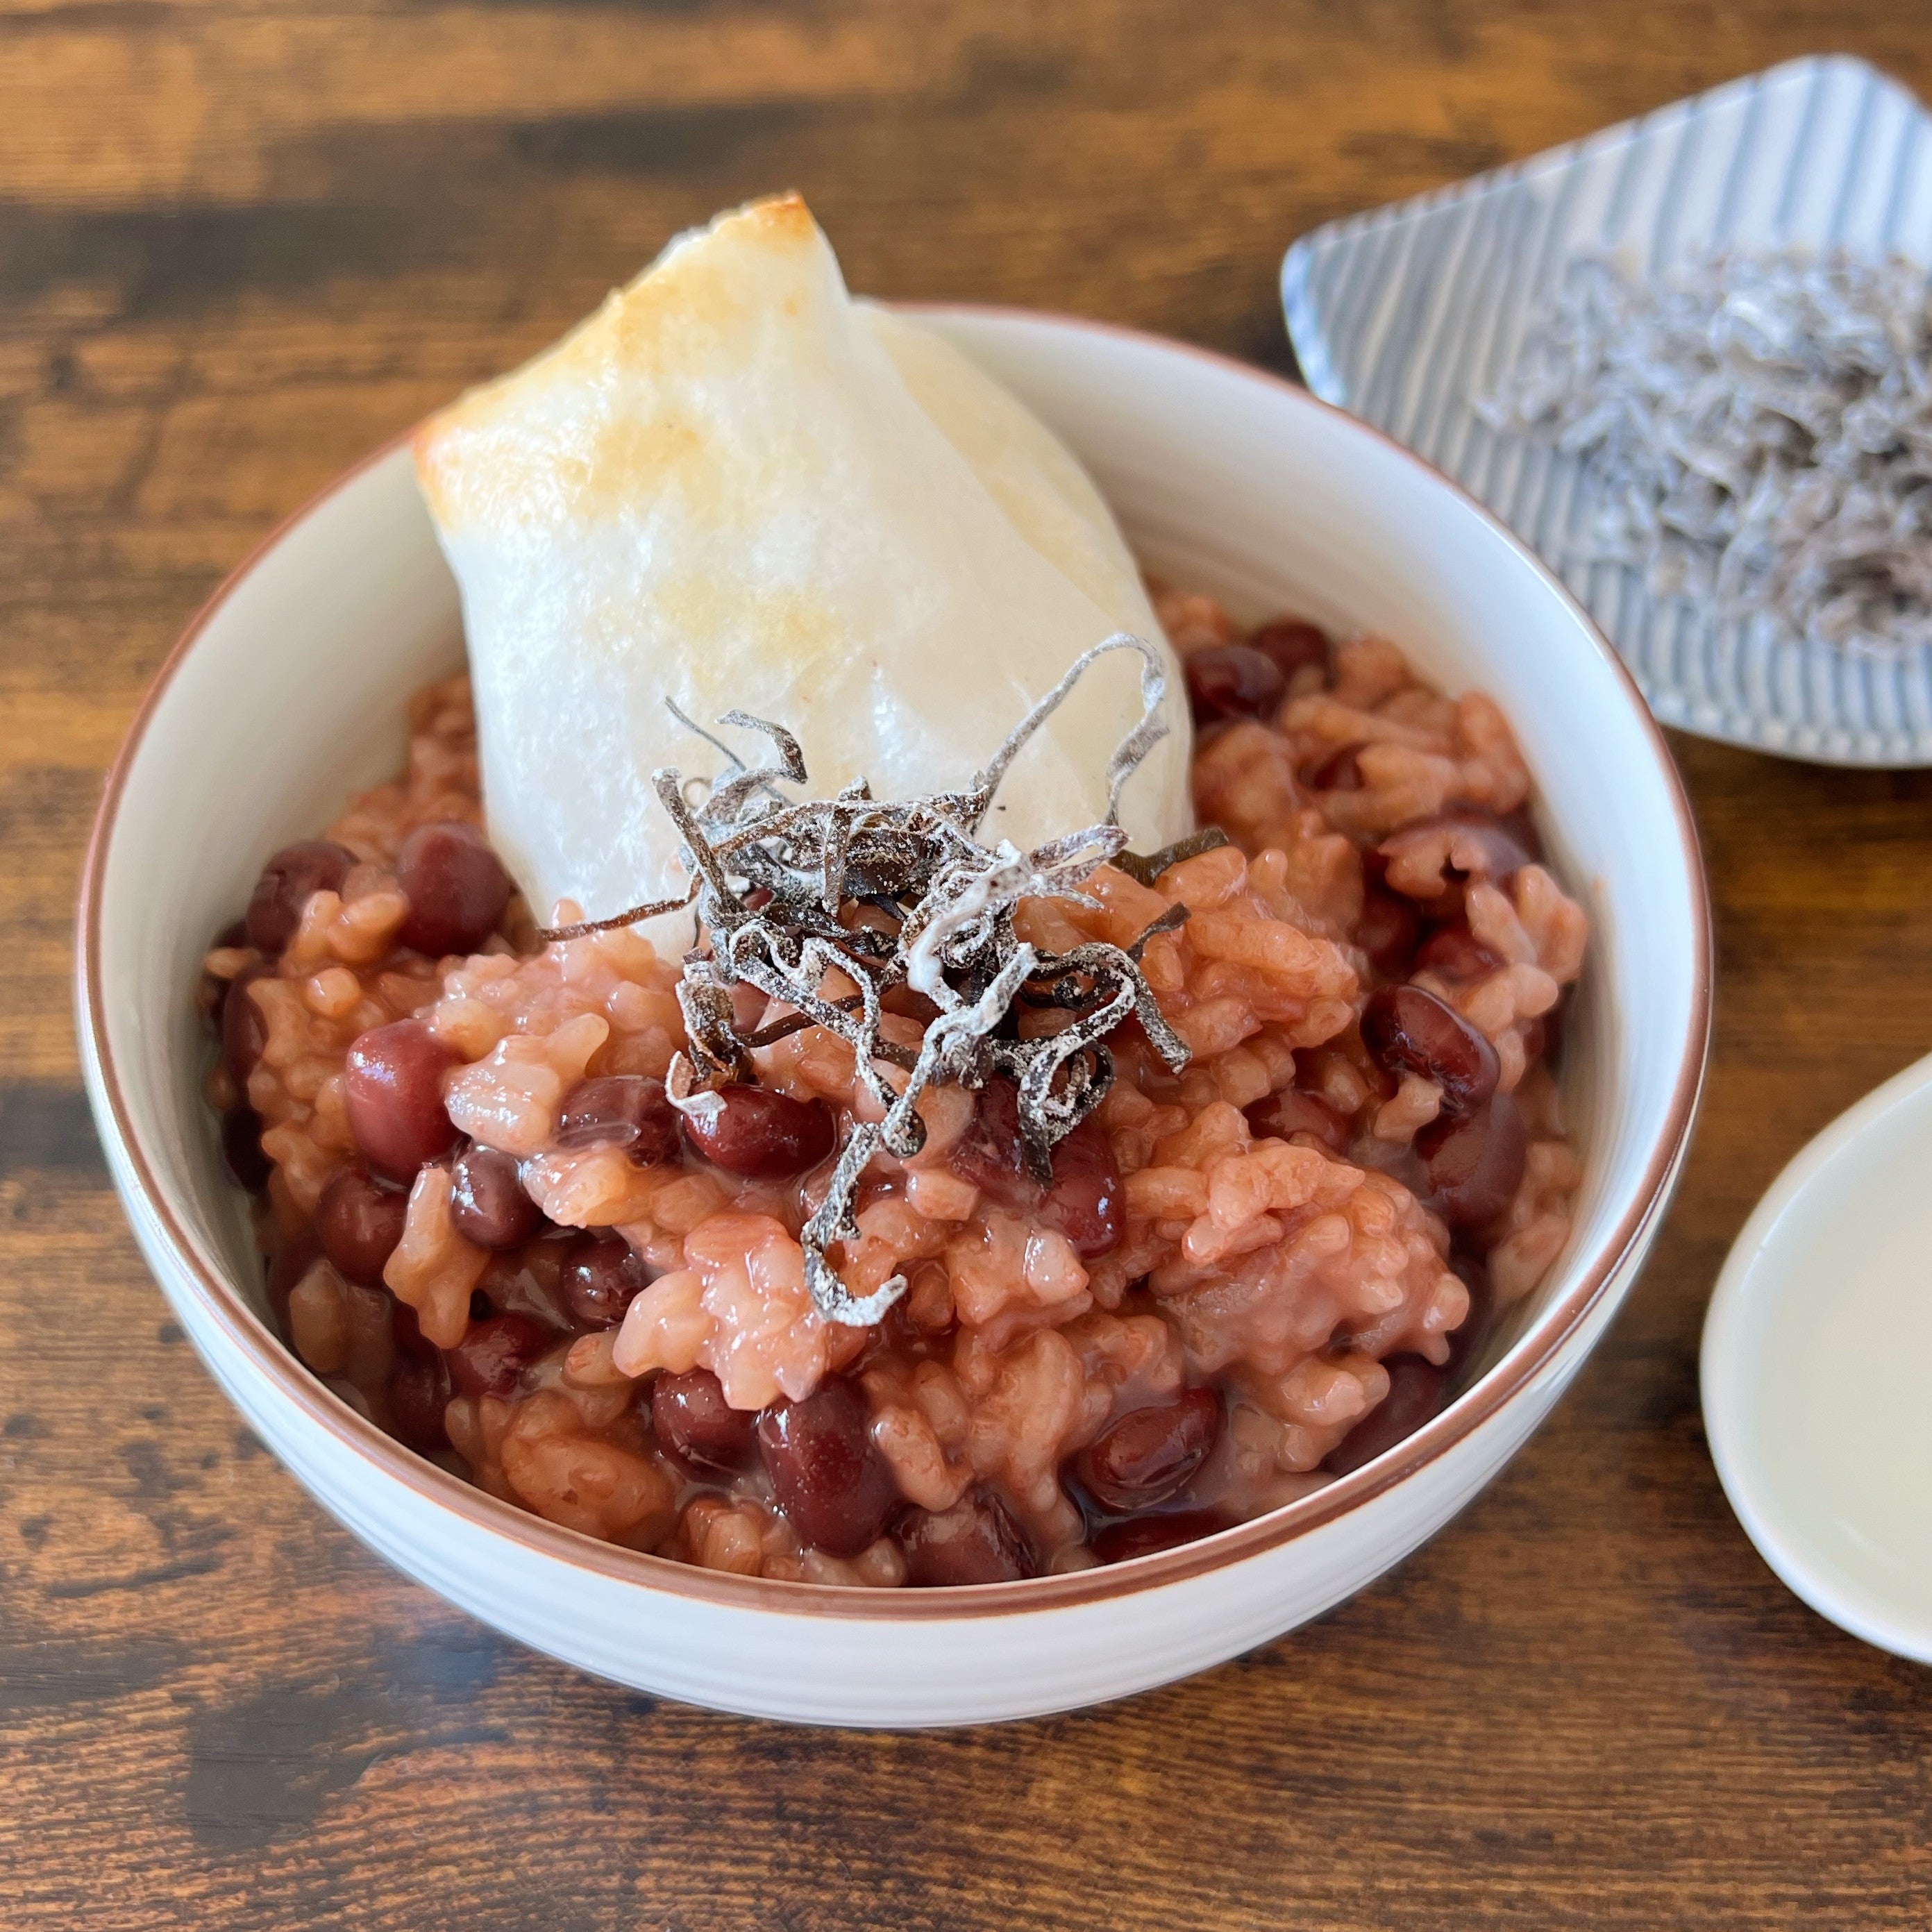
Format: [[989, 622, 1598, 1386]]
[[1282, 54, 1932, 766]]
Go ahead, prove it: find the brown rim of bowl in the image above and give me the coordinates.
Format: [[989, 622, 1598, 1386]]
[[78, 306, 1713, 1620]]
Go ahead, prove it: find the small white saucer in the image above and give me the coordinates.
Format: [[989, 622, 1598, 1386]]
[[1702, 1050, 1932, 1660]]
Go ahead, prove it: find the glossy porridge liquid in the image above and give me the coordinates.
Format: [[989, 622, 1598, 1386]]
[[199, 590, 1587, 1586]]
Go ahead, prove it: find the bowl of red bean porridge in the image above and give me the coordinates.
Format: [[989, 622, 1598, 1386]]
[[78, 309, 1709, 1724]]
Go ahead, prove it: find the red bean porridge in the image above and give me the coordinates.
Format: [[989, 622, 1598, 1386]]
[[200, 590, 1587, 1586]]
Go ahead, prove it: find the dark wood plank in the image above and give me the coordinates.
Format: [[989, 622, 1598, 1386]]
[[5, 1, 1932, 1924]]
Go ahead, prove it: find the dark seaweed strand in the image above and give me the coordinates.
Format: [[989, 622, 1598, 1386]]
[[1113, 825, 1232, 888], [540, 890, 695, 942], [539, 632, 1192, 1325]]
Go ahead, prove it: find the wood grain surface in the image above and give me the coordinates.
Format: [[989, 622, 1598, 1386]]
[[6, 3, 1932, 1926]]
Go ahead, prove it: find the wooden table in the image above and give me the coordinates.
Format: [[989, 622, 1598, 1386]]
[[6, 2, 1932, 1924]]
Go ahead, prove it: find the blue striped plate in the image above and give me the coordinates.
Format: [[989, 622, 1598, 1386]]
[[1282, 55, 1932, 766]]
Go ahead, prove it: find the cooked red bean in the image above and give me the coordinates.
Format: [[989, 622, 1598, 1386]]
[[1305, 744, 1364, 791], [897, 1486, 1036, 1586], [1039, 1116, 1125, 1258], [1378, 810, 1536, 893], [1246, 616, 1329, 681], [1413, 923, 1504, 985], [245, 839, 355, 953], [1445, 1250, 1493, 1378], [1360, 984, 1499, 1118], [1356, 883, 1421, 977], [1184, 644, 1286, 723], [203, 958, 238, 1032], [1457, 810, 1537, 877], [1076, 1386, 1221, 1513], [558, 1234, 650, 1330], [555, 1075, 680, 1166], [1499, 804, 1544, 862], [1415, 1091, 1527, 1229], [388, 1298, 455, 1452], [1093, 1509, 1228, 1565], [344, 1019, 459, 1180], [1322, 1355, 1447, 1476], [314, 1165, 409, 1285], [948, 1080, 1124, 1259], [682, 1083, 836, 1178], [756, 1376, 901, 1557], [221, 1107, 271, 1191], [265, 1232, 319, 1331], [1243, 1087, 1352, 1157], [385, 1299, 453, 1449], [448, 1311, 554, 1399], [387, 1345, 453, 1451], [220, 964, 270, 1087], [395, 821, 512, 957], [448, 1143, 541, 1250], [650, 1367, 757, 1472], [952, 1079, 1070, 1216]]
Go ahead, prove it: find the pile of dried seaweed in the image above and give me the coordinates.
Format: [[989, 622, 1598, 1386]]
[[541, 635, 1209, 1325], [1481, 250, 1932, 652]]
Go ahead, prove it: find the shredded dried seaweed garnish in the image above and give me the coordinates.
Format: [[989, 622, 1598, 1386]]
[[1114, 825, 1230, 887], [537, 632, 1193, 1326]]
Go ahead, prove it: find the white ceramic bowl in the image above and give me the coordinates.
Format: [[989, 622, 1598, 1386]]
[[78, 309, 1710, 1727]]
